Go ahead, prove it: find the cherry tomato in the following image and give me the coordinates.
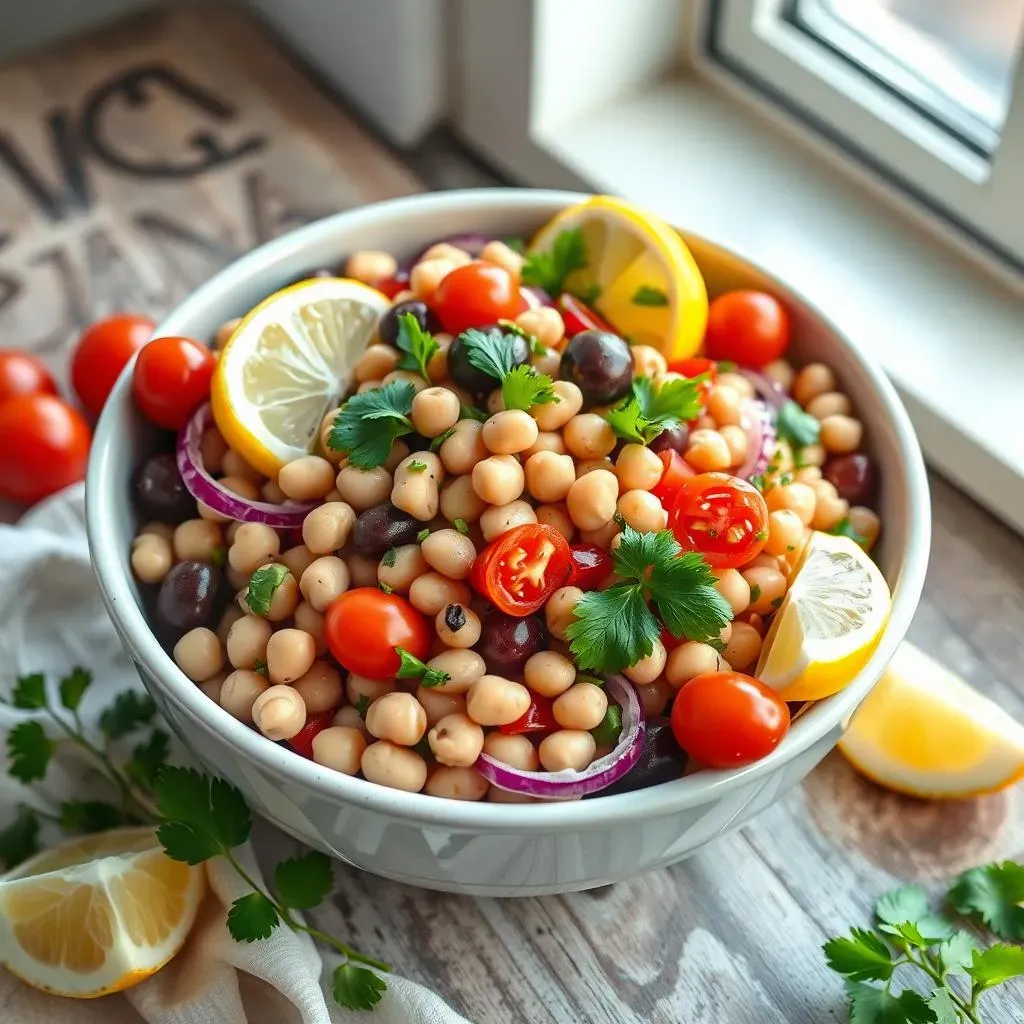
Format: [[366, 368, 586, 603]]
[[325, 587, 430, 679], [132, 336, 215, 430], [375, 272, 410, 300], [669, 472, 769, 569], [703, 290, 790, 367], [670, 671, 789, 768], [432, 261, 521, 334], [471, 524, 572, 617], [0, 351, 58, 403], [287, 710, 336, 759], [71, 314, 155, 418], [557, 293, 612, 336], [650, 450, 695, 507], [568, 543, 613, 590], [499, 694, 558, 735], [660, 624, 685, 654], [0, 394, 91, 504]]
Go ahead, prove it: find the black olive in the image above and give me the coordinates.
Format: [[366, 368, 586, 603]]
[[648, 422, 690, 457], [133, 453, 196, 524], [598, 718, 688, 796], [353, 503, 422, 558], [377, 299, 440, 347], [154, 560, 226, 642], [476, 607, 547, 676], [824, 453, 877, 506], [447, 326, 530, 397], [560, 330, 635, 406]]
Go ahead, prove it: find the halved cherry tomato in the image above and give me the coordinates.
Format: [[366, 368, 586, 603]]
[[471, 524, 572, 617], [132, 336, 215, 430], [670, 671, 789, 768], [669, 472, 769, 569], [432, 261, 521, 334], [660, 625, 685, 654], [71, 314, 155, 418], [375, 272, 410, 300], [568, 543, 613, 589], [325, 587, 430, 679], [703, 290, 790, 367], [0, 350, 58, 403], [287, 710, 336, 759], [499, 694, 558, 735], [650, 450, 695, 507], [557, 293, 612, 336]]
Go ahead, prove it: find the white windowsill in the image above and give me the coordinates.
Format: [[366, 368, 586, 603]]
[[532, 76, 1024, 535]]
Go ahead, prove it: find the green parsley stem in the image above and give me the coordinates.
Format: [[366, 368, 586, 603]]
[[905, 948, 980, 1024]]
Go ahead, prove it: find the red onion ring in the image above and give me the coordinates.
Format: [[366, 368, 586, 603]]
[[521, 286, 554, 309], [738, 368, 788, 415], [737, 399, 776, 481], [176, 404, 318, 527], [475, 674, 645, 799]]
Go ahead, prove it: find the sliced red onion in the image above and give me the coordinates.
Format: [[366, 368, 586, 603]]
[[176, 404, 318, 527], [475, 674, 645, 799], [738, 368, 788, 415], [737, 399, 776, 482], [521, 286, 554, 309]]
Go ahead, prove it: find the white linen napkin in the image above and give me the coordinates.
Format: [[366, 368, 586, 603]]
[[0, 484, 470, 1024]]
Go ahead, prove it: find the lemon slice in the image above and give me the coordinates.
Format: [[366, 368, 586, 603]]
[[839, 641, 1024, 798], [211, 277, 390, 476], [528, 195, 708, 361], [0, 826, 204, 998], [755, 531, 891, 702]]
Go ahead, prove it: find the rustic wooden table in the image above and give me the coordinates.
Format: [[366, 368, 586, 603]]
[[1, 8, 1021, 1022]]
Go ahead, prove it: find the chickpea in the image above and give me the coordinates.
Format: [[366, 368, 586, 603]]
[[535, 502, 575, 541], [742, 565, 788, 615], [427, 649, 486, 694], [361, 740, 427, 792], [389, 452, 442, 523], [820, 414, 863, 455], [301, 502, 355, 555], [665, 642, 726, 689], [810, 479, 849, 531], [615, 444, 663, 491], [617, 490, 668, 533], [805, 391, 851, 421], [278, 455, 336, 501], [766, 482, 816, 526], [472, 455, 524, 506], [252, 684, 307, 741], [434, 603, 481, 648], [563, 414, 616, 460], [214, 317, 241, 350], [311, 726, 366, 775], [533, 380, 583, 431], [345, 552, 380, 588], [748, 552, 786, 572], [381, 370, 428, 394], [580, 519, 620, 550], [719, 425, 749, 467], [299, 555, 350, 612], [409, 572, 471, 616], [707, 385, 744, 426], [410, 257, 458, 300], [131, 533, 173, 584], [685, 429, 732, 472], [262, 480, 289, 503], [283, 661, 339, 717], [226, 615, 273, 670], [480, 500, 536, 542], [279, 544, 318, 578], [636, 678, 671, 718], [333, 705, 371, 740], [762, 509, 802, 558], [631, 344, 668, 379], [793, 362, 837, 406], [546, 586, 583, 641], [539, 730, 596, 772], [344, 249, 397, 283], [249, 564, 299, 622], [216, 605, 244, 646], [531, 346, 561, 377], [421, 242, 471, 265], [226, 565, 250, 592], [624, 639, 667, 685], [138, 521, 176, 542], [576, 457, 614, 478], [172, 627, 224, 682], [482, 410, 539, 456], [439, 419, 488, 475], [848, 506, 881, 551], [334, 465, 392, 512], [365, 691, 427, 746], [524, 651, 576, 698], [798, 443, 826, 468], [412, 387, 461, 438], [439, 475, 486, 524], [566, 470, 618, 532], [353, 344, 400, 384], [553, 682, 608, 731], [317, 406, 344, 465], [421, 529, 476, 580], [724, 621, 762, 671], [524, 430, 567, 458], [426, 765, 489, 801], [294, 601, 327, 656], [222, 449, 264, 483], [427, 334, 451, 381], [417, 685, 467, 727], [522, 450, 572, 503], [427, 711, 485, 766], [466, 675, 531, 727], [200, 427, 228, 475], [263, 628, 314, 685], [371, 544, 424, 595], [483, 732, 540, 771], [515, 306, 564, 348], [228, 523, 280, 575], [794, 466, 822, 486], [346, 673, 395, 706], [198, 476, 258, 522], [219, 669, 269, 723], [713, 568, 751, 615], [715, 371, 755, 400], [198, 673, 226, 703], [763, 359, 794, 391], [173, 519, 223, 563]]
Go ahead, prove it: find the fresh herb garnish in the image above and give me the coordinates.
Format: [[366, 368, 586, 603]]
[[501, 365, 559, 412], [246, 563, 290, 616], [564, 526, 731, 673], [749, 583, 762, 603], [457, 326, 559, 411], [379, 582, 394, 595], [502, 236, 526, 255], [716, 360, 738, 373], [416, 529, 430, 542], [591, 704, 622, 746], [394, 647, 450, 688], [453, 518, 469, 536], [459, 403, 488, 423], [776, 400, 821, 448], [948, 862, 1024, 941], [573, 281, 602, 305], [631, 284, 669, 307], [355, 695, 370, 718], [381, 547, 398, 568], [521, 228, 587, 296], [430, 426, 455, 451], [327, 381, 416, 469], [831, 517, 869, 547], [394, 312, 439, 382], [407, 460, 428, 473], [604, 375, 707, 445], [253, 658, 269, 678]]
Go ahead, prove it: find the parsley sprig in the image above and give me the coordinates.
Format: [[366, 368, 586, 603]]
[[327, 380, 416, 469], [604, 375, 707, 445], [521, 228, 588, 297], [564, 526, 731, 673], [457, 326, 559, 412], [394, 312, 438, 382], [395, 647, 450, 689], [1, 669, 389, 1011]]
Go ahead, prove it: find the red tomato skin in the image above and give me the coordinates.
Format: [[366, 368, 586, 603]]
[[650, 450, 696, 508], [568, 544, 613, 589], [324, 588, 430, 679], [0, 351, 58, 403], [499, 694, 558, 735], [432, 262, 521, 335], [376, 273, 410, 300], [703, 291, 790, 367], [470, 524, 572, 616], [660, 625, 685, 654], [557, 293, 612, 336], [71, 314, 155, 418], [287, 710, 336, 759], [132, 336, 215, 430], [0, 395, 91, 504], [670, 671, 790, 769]]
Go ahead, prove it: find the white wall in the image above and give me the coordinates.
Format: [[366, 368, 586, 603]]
[[0, 0, 152, 62]]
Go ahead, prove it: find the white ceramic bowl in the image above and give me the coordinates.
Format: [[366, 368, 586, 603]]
[[86, 189, 930, 896]]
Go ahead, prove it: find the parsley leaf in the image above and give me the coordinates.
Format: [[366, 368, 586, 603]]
[[651, 552, 734, 645], [246, 564, 290, 617], [355, 695, 370, 718], [458, 326, 523, 382], [155, 767, 251, 864], [460, 403, 488, 423], [395, 647, 449, 688], [254, 658, 268, 677], [275, 851, 333, 909], [566, 584, 658, 674], [333, 963, 387, 1012], [501, 365, 558, 412], [0, 805, 40, 869], [776, 400, 820, 448], [58, 667, 91, 712], [966, 943, 1024, 991], [844, 980, 934, 1024], [591, 704, 622, 747], [453, 518, 469, 535], [875, 884, 953, 945], [8, 721, 53, 783], [228, 892, 279, 943], [612, 528, 678, 579], [416, 529, 430, 542], [831, 517, 869, 547], [502, 236, 526, 255], [395, 312, 438, 381], [99, 690, 157, 741], [604, 376, 706, 445], [60, 799, 121, 833], [407, 460, 428, 473], [823, 928, 895, 982], [327, 381, 416, 469], [11, 673, 46, 710], [430, 427, 455, 451], [937, 931, 977, 976], [632, 284, 669, 306], [948, 861, 1024, 940], [382, 548, 398, 568], [521, 228, 587, 296], [125, 729, 171, 792]]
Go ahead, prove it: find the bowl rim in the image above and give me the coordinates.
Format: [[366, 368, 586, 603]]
[[86, 187, 931, 832]]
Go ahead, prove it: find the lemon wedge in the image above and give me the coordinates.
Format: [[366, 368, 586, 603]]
[[0, 827, 204, 998], [755, 531, 891, 702], [528, 195, 708, 361], [839, 641, 1024, 798], [211, 277, 390, 476]]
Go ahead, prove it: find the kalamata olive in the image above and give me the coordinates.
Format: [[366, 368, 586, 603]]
[[560, 330, 635, 407], [378, 299, 440, 348], [447, 326, 529, 397], [823, 453, 876, 505], [648, 423, 691, 456], [154, 560, 226, 641], [133, 453, 196, 523], [598, 718, 687, 796], [352, 502, 422, 558], [476, 607, 547, 676]]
